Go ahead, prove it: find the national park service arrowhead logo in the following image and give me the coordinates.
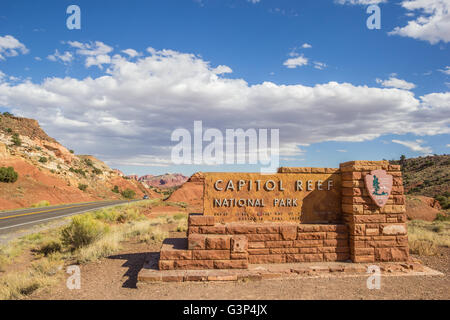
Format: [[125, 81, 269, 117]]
[[365, 170, 392, 208]]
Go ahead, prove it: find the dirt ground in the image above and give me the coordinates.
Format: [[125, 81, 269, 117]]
[[29, 230, 450, 300]]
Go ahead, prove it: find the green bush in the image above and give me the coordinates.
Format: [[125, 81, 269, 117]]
[[92, 167, 102, 175], [69, 150, 74, 154], [121, 189, 136, 199], [84, 159, 94, 167], [111, 185, 119, 193], [435, 213, 450, 222], [38, 157, 48, 163], [31, 200, 50, 208], [11, 133, 21, 146], [61, 215, 108, 250], [6, 128, 12, 133], [78, 184, 88, 191], [2, 112, 13, 117], [38, 240, 62, 256], [0, 167, 18, 183], [70, 167, 86, 177]]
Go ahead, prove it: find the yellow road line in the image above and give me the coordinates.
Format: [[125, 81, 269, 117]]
[[0, 202, 117, 221]]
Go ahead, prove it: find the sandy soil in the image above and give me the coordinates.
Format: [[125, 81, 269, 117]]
[[30, 231, 450, 300]]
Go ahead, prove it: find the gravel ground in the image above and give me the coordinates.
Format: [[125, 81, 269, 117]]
[[30, 232, 450, 300]]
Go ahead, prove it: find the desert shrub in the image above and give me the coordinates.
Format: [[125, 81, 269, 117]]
[[84, 158, 94, 167], [69, 149, 74, 154], [92, 167, 102, 175], [69, 167, 86, 177], [435, 195, 450, 210], [0, 166, 18, 183], [409, 239, 438, 256], [2, 112, 13, 117], [0, 272, 46, 299], [173, 213, 187, 220], [31, 260, 61, 276], [121, 188, 136, 199], [117, 208, 142, 223], [31, 200, 50, 208], [37, 240, 62, 256], [435, 213, 450, 222], [11, 133, 21, 146], [92, 208, 121, 222], [112, 185, 119, 193], [75, 232, 122, 264], [61, 215, 108, 250], [78, 183, 88, 191], [38, 157, 47, 163], [6, 128, 12, 133], [176, 221, 187, 232], [137, 226, 168, 244]]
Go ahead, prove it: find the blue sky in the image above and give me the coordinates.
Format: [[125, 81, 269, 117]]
[[0, 0, 449, 176]]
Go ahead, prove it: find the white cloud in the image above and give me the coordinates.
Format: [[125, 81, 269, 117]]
[[0, 44, 448, 166], [335, 0, 387, 5], [446, 144, 450, 147], [389, 0, 450, 44], [212, 65, 233, 74], [0, 35, 29, 60], [376, 76, 416, 90], [248, 0, 261, 3], [439, 66, 450, 75], [68, 41, 113, 68], [283, 55, 308, 68], [392, 139, 433, 154], [337, 149, 348, 152], [302, 43, 312, 48], [313, 61, 327, 70], [34, 57, 42, 61], [121, 49, 139, 58], [47, 50, 73, 64]]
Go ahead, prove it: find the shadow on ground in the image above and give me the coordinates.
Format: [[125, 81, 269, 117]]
[[108, 251, 160, 289]]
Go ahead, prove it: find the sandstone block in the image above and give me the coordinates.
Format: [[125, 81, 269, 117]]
[[189, 215, 215, 226], [205, 235, 231, 250], [280, 225, 298, 240], [231, 235, 248, 253], [192, 250, 230, 260]]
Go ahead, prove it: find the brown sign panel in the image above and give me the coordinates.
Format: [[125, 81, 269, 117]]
[[203, 172, 341, 223]]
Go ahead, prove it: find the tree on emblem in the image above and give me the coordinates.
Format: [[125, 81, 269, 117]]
[[372, 175, 387, 196]]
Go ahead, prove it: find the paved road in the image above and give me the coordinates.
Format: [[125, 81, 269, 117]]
[[0, 200, 135, 235]]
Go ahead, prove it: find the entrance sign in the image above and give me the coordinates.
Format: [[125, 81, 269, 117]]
[[203, 172, 341, 223]]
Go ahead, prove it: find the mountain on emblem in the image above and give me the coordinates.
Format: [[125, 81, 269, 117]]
[[364, 169, 393, 208]]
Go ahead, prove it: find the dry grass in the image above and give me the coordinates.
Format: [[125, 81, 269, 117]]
[[408, 220, 450, 255], [75, 232, 123, 264], [0, 199, 168, 299], [31, 200, 50, 208]]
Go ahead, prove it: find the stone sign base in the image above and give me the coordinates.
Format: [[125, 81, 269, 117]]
[[139, 259, 440, 284], [158, 215, 351, 271]]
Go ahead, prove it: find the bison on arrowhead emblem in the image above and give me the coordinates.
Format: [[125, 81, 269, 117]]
[[365, 170, 393, 208]]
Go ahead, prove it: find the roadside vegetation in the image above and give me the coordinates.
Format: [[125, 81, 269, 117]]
[[408, 219, 450, 256], [0, 199, 186, 300], [0, 167, 19, 183], [31, 200, 51, 208]]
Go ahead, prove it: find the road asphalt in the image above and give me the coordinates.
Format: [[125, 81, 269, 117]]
[[0, 200, 136, 235]]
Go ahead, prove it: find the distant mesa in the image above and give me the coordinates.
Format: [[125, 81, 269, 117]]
[[139, 173, 188, 189]]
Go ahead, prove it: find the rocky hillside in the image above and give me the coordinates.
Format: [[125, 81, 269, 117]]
[[166, 172, 204, 212], [0, 114, 153, 210], [391, 154, 450, 216], [138, 173, 188, 189], [391, 154, 450, 198]]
